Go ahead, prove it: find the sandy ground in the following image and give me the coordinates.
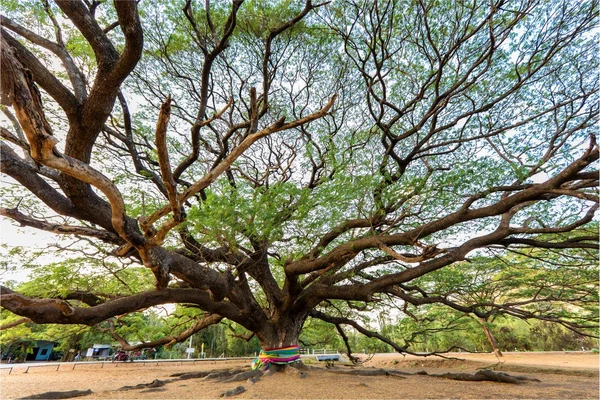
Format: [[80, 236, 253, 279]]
[[0, 352, 598, 399]]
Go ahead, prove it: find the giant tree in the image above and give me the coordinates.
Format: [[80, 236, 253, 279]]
[[1, 0, 597, 362]]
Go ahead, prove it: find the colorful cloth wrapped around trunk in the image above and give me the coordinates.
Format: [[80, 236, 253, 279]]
[[251, 345, 300, 370]]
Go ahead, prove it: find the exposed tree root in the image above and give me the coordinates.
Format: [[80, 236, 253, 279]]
[[477, 361, 506, 371], [246, 376, 262, 384], [203, 369, 246, 380], [425, 369, 541, 384], [19, 364, 541, 400], [170, 368, 245, 381], [217, 369, 263, 383], [120, 369, 254, 394], [18, 389, 93, 399], [284, 365, 308, 379], [171, 371, 213, 380], [139, 388, 167, 393], [323, 365, 538, 384], [327, 367, 407, 378], [220, 385, 246, 398], [108, 364, 539, 400], [119, 378, 171, 391]]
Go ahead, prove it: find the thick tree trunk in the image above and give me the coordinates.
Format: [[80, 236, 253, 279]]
[[252, 314, 306, 371], [255, 317, 304, 349], [479, 318, 503, 359]]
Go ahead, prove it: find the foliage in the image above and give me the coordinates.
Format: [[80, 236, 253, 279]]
[[393, 309, 597, 353]]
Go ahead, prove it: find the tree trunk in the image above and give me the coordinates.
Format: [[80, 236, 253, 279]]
[[253, 315, 305, 371], [479, 318, 503, 358], [256, 317, 303, 349]]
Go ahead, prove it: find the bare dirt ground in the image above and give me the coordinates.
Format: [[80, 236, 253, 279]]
[[1, 352, 598, 399]]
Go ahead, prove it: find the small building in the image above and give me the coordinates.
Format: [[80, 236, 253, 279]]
[[33, 340, 57, 361], [3, 339, 59, 362], [85, 344, 113, 360], [17, 340, 58, 361]]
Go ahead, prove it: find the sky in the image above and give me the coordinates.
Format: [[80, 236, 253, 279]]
[[0, 221, 58, 283]]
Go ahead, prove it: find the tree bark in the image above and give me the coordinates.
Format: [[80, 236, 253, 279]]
[[255, 315, 306, 349], [479, 318, 503, 359]]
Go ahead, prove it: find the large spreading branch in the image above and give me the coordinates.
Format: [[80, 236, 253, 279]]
[[1, 40, 143, 246], [0, 208, 121, 244], [0, 285, 246, 327], [286, 138, 598, 286], [106, 314, 224, 351], [310, 309, 467, 359]]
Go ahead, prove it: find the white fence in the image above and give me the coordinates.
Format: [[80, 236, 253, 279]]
[[0, 350, 344, 375], [0, 356, 256, 375], [302, 348, 340, 355]]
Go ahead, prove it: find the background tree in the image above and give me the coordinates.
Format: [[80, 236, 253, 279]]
[[0, 0, 597, 362], [382, 231, 598, 358]]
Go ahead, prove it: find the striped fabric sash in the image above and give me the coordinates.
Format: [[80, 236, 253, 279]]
[[251, 345, 300, 370]]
